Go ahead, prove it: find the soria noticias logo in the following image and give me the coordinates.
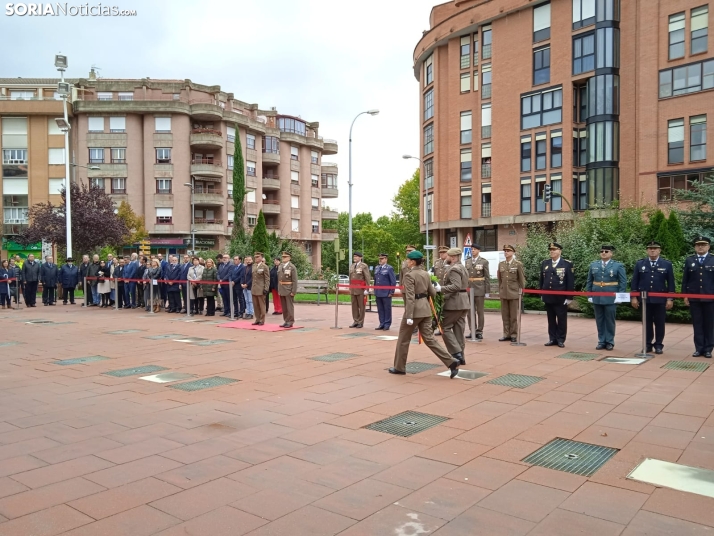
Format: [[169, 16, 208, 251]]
[[5, 3, 137, 16]]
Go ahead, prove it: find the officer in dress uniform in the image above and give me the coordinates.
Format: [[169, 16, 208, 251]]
[[349, 252, 371, 328], [390, 250, 460, 378], [430, 246, 449, 335], [631, 241, 675, 354], [251, 252, 271, 325], [586, 245, 627, 351], [373, 253, 396, 331], [540, 243, 574, 348], [682, 236, 714, 358], [497, 245, 526, 342], [465, 243, 490, 339], [277, 251, 298, 328], [435, 248, 469, 364]]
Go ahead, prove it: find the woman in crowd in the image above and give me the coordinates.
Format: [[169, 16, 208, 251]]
[[0, 260, 11, 308], [187, 256, 204, 315], [144, 259, 162, 313], [97, 260, 112, 307], [201, 258, 218, 316]]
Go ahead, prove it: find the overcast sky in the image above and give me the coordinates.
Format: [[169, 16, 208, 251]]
[[2, 0, 438, 217]]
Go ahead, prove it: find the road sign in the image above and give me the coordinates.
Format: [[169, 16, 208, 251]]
[[334, 237, 340, 252], [464, 233, 472, 247], [424, 245, 437, 250]]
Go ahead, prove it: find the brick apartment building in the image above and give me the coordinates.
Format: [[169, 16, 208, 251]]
[[413, 0, 713, 251], [0, 72, 339, 264]]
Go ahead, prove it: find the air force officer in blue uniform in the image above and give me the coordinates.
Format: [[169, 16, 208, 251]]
[[683, 236, 714, 358], [373, 253, 396, 331]]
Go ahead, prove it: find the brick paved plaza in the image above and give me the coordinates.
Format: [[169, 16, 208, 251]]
[[0, 302, 712, 535]]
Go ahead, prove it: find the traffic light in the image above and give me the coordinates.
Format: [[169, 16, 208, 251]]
[[543, 184, 552, 203]]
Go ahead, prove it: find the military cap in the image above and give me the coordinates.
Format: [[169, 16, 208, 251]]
[[354, 251, 363, 257], [438, 245, 449, 253], [66, 257, 74, 262], [254, 251, 264, 257], [281, 251, 291, 257], [694, 236, 711, 245], [378, 252, 388, 258], [548, 242, 562, 250], [503, 244, 516, 252], [447, 247, 462, 256], [405, 245, 416, 251], [406, 250, 423, 260], [472, 243, 482, 250], [600, 245, 615, 252], [646, 241, 662, 248]]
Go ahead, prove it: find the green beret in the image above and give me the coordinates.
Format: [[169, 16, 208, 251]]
[[406, 250, 423, 260]]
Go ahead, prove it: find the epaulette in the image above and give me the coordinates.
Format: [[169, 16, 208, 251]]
[[564, 259, 572, 264]]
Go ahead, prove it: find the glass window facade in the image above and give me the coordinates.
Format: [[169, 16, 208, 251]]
[[424, 89, 434, 121], [668, 118, 685, 164], [424, 124, 434, 155], [587, 167, 619, 206], [521, 87, 563, 129], [659, 59, 714, 98], [690, 115, 707, 161], [573, 33, 595, 75], [573, 0, 596, 29], [692, 5, 709, 54], [587, 74, 620, 117], [521, 136, 532, 172], [669, 12, 686, 60], [587, 121, 620, 163], [534, 47, 551, 85]]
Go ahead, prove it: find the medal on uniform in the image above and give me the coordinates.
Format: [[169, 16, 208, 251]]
[[692, 263, 696, 267], [641, 266, 646, 271], [610, 270, 613, 277], [557, 268, 564, 281]]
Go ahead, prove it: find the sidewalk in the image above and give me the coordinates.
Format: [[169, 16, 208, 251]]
[[0, 302, 711, 535]]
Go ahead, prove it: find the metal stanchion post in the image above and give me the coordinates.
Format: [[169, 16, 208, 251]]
[[634, 291, 653, 358], [469, 287, 478, 342], [331, 284, 341, 329], [114, 278, 119, 310], [229, 282, 235, 321], [185, 280, 190, 318], [511, 288, 527, 346], [150, 281, 155, 314], [83, 276, 88, 307]]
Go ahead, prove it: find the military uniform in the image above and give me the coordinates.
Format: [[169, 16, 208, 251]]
[[497, 245, 526, 341], [251, 254, 271, 325], [440, 248, 470, 362], [277, 252, 298, 328], [540, 243, 574, 347], [465, 247, 490, 338], [631, 241, 675, 353], [399, 245, 417, 284], [586, 245, 627, 349], [373, 254, 396, 330], [391, 251, 459, 378], [349, 253, 371, 327], [430, 246, 450, 335], [682, 236, 714, 357]]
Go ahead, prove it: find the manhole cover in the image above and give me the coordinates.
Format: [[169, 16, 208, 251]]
[[661, 360, 710, 372], [437, 369, 489, 381], [54, 355, 110, 366], [104, 365, 169, 377], [189, 339, 233, 346], [0, 342, 22, 347], [144, 334, 187, 340], [405, 362, 442, 374], [556, 352, 599, 361], [139, 372, 196, 383], [522, 438, 618, 477], [373, 335, 399, 341], [602, 357, 649, 365], [173, 337, 208, 343], [168, 376, 239, 391], [339, 332, 372, 338], [312, 352, 359, 362], [486, 373, 545, 389], [364, 411, 450, 437], [105, 329, 145, 335], [292, 327, 319, 333]]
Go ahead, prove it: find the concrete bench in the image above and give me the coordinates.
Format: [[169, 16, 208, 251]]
[[296, 280, 329, 305]]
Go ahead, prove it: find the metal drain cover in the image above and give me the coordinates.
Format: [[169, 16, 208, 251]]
[[602, 357, 649, 365], [312, 352, 359, 362], [522, 438, 618, 476], [437, 369, 489, 381], [364, 411, 450, 437], [168, 376, 239, 391], [144, 334, 187, 340], [104, 365, 169, 377], [487, 373, 545, 389], [139, 372, 196, 383], [54, 355, 110, 366], [662, 360, 710, 372], [405, 362, 442, 374], [173, 337, 208, 343], [105, 329, 145, 335], [292, 327, 319, 333], [373, 335, 399, 341], [339, 332, 372, 338], [556, 352, 599, 361]]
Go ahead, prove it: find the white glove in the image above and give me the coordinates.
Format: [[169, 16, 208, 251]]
[[485, 293, 490, 298], [588, 298, 593, 303], [406, 319, 413, 326], [434, 284, 442, 292], [565, 299, 572, 305], [364, 290, 368, 295]]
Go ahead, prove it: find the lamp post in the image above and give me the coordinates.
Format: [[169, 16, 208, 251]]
[[403, 154, 430, 268], [348, 109, 379, 264], [55, 54, 71, 256], [183, 182, 195, 253]]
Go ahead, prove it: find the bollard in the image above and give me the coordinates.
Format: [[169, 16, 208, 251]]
[[634, 291, 654, 358], [187, 280, 194, 317], [469, 287, 478, 342], [149, 280, 155, 314], [511, 288, 527, 347], [229, 282, 235, 321], [185, 280, 191, 319], [114, 278, 119, 310], [331, 284, 341, 329]]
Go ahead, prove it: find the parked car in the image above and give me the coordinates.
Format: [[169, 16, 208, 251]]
[[338, 275, 349, 286]]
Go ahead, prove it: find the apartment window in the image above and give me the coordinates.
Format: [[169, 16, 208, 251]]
[[311, 197, 319, 208], [573, 173, 587, 210], [534, 2, 551, 42], [278, 117, 306, 136], [533, 46, 550, 85], [311, 150, 319, 164], [245, 161, 255, 176], [521, 87, 563, 129], [669, 12, 686, 60], [690, 115, 707, 161], [88, 116, 104, 132], [536, 176, 547, 212], [587, 121, 620, 163], [573, 128, 587, 166], [155, 179, 172, 194], [424, 54, 433, 86], [291, 170, 299, 183], [460, 111, 472, 144], [574, 84, 588, 122], [290, 146, 299, 161], [227, 155, 234, 170], [482, 104, 492, 138], [481, 143, 491, 179], [573, 32, 595, 75], [658, 171, 714, 202], [156, 207, 172, 224], [311, 174, 319, 187], [109, 116, 125, 132], [460, 149, 472, 182], [573, 0, 595, 29], [291, 219, 300, 232], [482, 64, 492, 98], [424, 123, 434, 155], [460, 73, 470, 93], [460, 36, 470, 69], [659, 59, 714, 97], [3, 205, 28, 224], [111, 148, 126, 164], [88, 148, 104, 164], [424, 158, 434, 189], [551, 130, 563, 168], [227, 127, 236, 143], [10, 90, 34, 100], [535, 133, 547, 170], [227, 184, 233, 197], [473, 34, 479, 66], [482, 25, 492, 59], [596, 27, 620, 69], [668, 119, 685, 164], [2, 149, 27, 164], [460, 187, 472, 219], [692, 6, 709, 54], [322, 173, 337, 188], [481, 184, 492, 217], [473, 71, 479, 92], [521, 179, 532, 213], [587, 167, 619, 206], [111, 178, 126, 194], [424, 88, 434, 120], [588, 74, 620, 116], [548, 174, 562, 211], [156, 148, 171, 164], [246, 215, 256, 227], [246, 189, 256, 203], [263, 136, 279, 153], [155, 117, 171, 133], [521, 136, 532, 172], [425, 192, 433, 223], [118, 92, 133, 101], [97, 92, 112, 101], [308, 219, 318, 233]]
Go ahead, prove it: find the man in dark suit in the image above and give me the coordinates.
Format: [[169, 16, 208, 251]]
[[40, 255, 59, 306], [21, 254, 40, 307], [124, 253, 139, 308], [59, 257, 79, 305], [113, 258, 127, 308], [268, 257, 282, 315], [164, 255, 182, 313], [540, 242, 574, 348], [218, 254, 233, 317], [683, 236, 714, 358], [373, 253, 396, 330], [231, 256, 246, 318], [157, 253, 168, 308], [179, 254, 191, 313], [631, 241, 675, 354], [78, 255, 90, 306]]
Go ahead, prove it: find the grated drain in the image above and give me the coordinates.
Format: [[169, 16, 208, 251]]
[[104, 365, 169, 377], [364, 411, 449, 437], [405, 362, 442, 374], [54, 355, 110, 366], [486, 373, 545, 389], [661, 360, 709, 372], [522, 438, 618, 476], [556, 352, 599, 361], [168, 376, 239, 391], [312, 352, 359, 362]]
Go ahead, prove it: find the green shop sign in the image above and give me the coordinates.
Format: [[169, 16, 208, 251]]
[[2, 238, 41, 252]]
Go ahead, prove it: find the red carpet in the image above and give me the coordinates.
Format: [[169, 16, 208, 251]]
[[217, 321, 302, 332]]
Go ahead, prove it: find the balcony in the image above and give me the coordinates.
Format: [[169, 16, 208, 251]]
[[323, 138, 338, 155], [190, 102, 224, 121], [262, 200, 281, 214], [262, 150, 280, 165], [322, 209, 339, 220], [3, 222, 28, 235], [481, 164, 492, 179], [322, 230, 338, 241], [321, 162, 338, 174], [190, 158, 223, 179], [194, 218, 224, 233], [262, 177, 281, 190], [190, 128, 223, 150], [194, 187, 224, 206], [321, 184, 338, 198]]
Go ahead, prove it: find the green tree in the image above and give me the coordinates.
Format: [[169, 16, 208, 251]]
[[674, 179, 714, 240], [645, 210, 666, 245], [389, 168, 423, 249], [230, 125, 246, 247], [665, 211, 686, 258], [114, 200, 148, 248], [251, 211, 270, 257]]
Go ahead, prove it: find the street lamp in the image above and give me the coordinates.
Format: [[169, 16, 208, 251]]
[[184, 182, 195, 253], [403, 154, 431, 268], [348, 109, 379, 263], [55, 54, 71, 256]]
